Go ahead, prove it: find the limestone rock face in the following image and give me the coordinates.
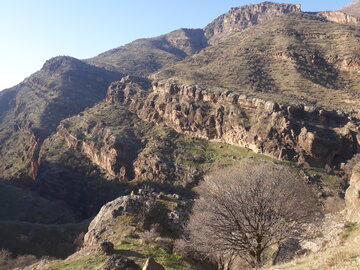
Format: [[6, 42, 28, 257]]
[[83, 195, 142, 246], [345, 162, 360, 222], [107, 77, 359, 168], [204, 2, 301, 43], [142, 257, 165, 270], [318, 11, 360, 25], [56, 119, 140, 181]]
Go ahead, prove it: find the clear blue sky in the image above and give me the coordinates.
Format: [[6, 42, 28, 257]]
[[0, 0, 353, 90]]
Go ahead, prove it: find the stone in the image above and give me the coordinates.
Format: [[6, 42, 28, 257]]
[[142, 257, 165, 270], [104, 254, 140, 270], [100, 241, 114, 255], [84, 195, 142, 246]]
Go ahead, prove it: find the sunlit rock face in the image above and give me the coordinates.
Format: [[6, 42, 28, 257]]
[[346, 163, 360, 222]]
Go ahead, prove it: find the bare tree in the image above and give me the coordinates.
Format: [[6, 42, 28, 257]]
[[187, 161, 320, 269]]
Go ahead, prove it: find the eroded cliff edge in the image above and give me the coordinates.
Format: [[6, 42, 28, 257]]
[[106, 76, 360, 168]]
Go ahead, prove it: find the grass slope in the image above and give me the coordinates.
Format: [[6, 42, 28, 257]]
[[155, 13, 360, 112], [266, 222, 360, 270], [0, 56, 121, 179], [86, 28, 207, 76]]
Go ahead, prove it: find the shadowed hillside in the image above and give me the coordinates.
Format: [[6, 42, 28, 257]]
[[0, 56, 121, 179]]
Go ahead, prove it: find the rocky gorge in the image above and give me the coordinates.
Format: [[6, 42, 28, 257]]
[[1, 1, 360, 269], [106, 76, 360, 168]]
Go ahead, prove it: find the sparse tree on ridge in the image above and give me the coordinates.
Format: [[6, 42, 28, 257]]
[[187, 161, 319, 269]]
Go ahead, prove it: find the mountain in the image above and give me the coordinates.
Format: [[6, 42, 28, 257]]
[[86, 2, 304, 75], [0, 56, 121, 180], [155, 12, 360, 112], [1, 1, 360, 269], [341, 0, 360, 17], [86, 28, 208, 76], [204, 1, 301, 43]]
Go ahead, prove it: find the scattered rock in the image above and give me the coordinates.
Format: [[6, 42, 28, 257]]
[[104, 254, 141, 270], [100, 241, 114, 255], [142, 257, 165, 270]]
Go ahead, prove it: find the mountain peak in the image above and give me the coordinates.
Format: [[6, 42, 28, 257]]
[[41, 56, 83, 73], [204, 1, 301, 43]]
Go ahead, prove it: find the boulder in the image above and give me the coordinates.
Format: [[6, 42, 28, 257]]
[[84, 195, 143, 246], [104, 254, 140, 270], [142, 257, 165, 270], [100, 241, 114, 255]]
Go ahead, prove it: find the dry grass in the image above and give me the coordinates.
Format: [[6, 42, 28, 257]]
[[266, 222, 360, 270]]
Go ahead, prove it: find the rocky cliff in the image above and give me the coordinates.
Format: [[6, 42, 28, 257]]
[[107, 77, 360, 168], [204, 1, 301, 43], [155, 12, 360, 113], [43, 97, 203, 189], [318, 11, 360, 26]]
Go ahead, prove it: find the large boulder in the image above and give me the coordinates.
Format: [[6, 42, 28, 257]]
[[100, 241, 115, 255], [104, 254, 140, 270], [345, 162, 360, 222], [142, 257, 165, 270], [84, 195, 143, 246]]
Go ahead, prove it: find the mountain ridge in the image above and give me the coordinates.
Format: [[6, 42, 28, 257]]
[[341, 0, 360, 17], [1, 2, 360, 269]]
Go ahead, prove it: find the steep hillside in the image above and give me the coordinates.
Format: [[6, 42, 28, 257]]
[[86, 28, 208, 76], [204, 1, 301, 43], [341, 0, 360, 17], [155, 13, 360, 113], [87, 2, 304, 74], [0, 56, 121, 179], [2, 2, 360, 269]]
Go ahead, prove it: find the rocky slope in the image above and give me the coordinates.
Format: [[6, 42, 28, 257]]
[[3, 1, 360, 269], [155, 12, 360, 113], [204, 1, 301, 43], [86, 28, 208, 76], [87, 2, 306, 74], [0, 56, 121, 180], [341, 0, 360, 18], [107, 77, 360, 168]]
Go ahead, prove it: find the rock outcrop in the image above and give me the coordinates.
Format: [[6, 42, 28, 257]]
[[345, 162, 360, 222], [84, 195, 142, 246], [204, 1, 301, 43], [318, 11, 360, 26], [107, 77, 360, 168], [56, 120, 140, 180]]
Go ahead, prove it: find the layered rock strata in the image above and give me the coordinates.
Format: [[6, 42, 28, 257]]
[[107, 77, 359, 167]]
